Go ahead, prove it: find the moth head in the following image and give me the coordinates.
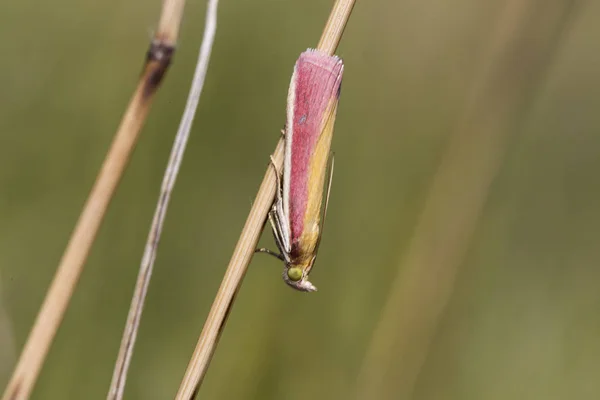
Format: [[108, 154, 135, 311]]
[[283, 265, 317, 292]]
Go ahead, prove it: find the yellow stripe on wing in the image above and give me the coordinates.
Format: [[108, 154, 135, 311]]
[[296, 98, 339, 266]]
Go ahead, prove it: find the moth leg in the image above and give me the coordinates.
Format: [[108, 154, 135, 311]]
[[266, 155, 284, 202], [268, 162, 293, 255], [268, 155, 283, 182], [266, 154, 292, 249], [256, 208, 289, 263], [270, 202, 291, 254], [255, 154, 292, 259], [255, 248, 285, 261]]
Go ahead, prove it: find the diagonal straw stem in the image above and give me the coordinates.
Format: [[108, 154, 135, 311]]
[[174, 0, 356, 398], [1, 1, 187, 399]]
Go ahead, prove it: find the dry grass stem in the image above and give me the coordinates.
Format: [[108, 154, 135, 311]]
[[107, 0, 219, 399], [1, 1, 186, 399], [317, 0, 356, 54], [0, 276, 16, 383], [356, 0, 580, 398], [174, 0, 356, 398], [174, 140, 284, 400]]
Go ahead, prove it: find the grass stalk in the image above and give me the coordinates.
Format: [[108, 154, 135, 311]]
[[1, 1, 186, 399], [0, 276, 16, 385], [106, 0, 219, 399], [174, 0, 356, 398]]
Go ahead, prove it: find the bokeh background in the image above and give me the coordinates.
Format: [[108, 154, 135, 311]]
[[1, 0, 599, 399]]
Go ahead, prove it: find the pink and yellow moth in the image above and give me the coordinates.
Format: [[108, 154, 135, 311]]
[[258, 48, 344, 292]]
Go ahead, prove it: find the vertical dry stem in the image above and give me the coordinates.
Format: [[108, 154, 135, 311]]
[[107, 0, 219, 398], [2, 1, 186, 399], [174, 0, 356, 399], [356, 1, 580, 399]]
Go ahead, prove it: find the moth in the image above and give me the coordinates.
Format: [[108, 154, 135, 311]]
[[257, 49, 344, 292]]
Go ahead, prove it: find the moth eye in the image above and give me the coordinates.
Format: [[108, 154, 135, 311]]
[[287, 267, 302, 282]]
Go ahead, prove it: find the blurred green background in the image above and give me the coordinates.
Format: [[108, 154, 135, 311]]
[[1, 0, 599, 399]]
